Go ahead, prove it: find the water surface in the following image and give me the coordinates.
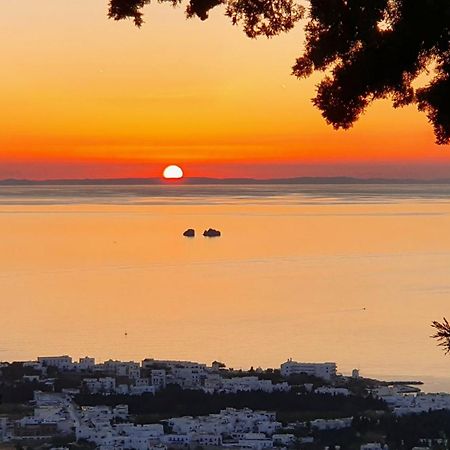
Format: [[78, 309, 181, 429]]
[[1, 184, 450, 391]]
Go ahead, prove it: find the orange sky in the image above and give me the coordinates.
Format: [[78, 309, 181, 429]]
[[0, 0, 449, 179]]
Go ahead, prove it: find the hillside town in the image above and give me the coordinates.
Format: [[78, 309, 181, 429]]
[[0, 356, 449, 450]]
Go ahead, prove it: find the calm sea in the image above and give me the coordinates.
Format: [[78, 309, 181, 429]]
[[1, 184, 450, 392]]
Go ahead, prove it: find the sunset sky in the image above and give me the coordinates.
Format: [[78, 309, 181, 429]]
[[1, 0, 449, 179]]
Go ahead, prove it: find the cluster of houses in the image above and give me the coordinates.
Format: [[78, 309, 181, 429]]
[[3, 391, 393, 450], [5, 354, 428, 450], [77, 407, 297, 450], [81, 358, 291, 396], [2, 355, 338, 396], [4, 354, 448, 450], [4, 392, 317, 450], [0, 355, 347, 447], [373, 386, 450, 416], [11, 392, 78, 441]]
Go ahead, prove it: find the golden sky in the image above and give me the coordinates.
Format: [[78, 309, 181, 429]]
[[0, 0, 449, 179]]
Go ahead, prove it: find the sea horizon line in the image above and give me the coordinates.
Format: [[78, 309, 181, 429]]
[[2, 176, 450, 186]]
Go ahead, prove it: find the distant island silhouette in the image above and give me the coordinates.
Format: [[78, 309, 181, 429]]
[[203, 228, 221, 237], [1, 177, 450, 185]]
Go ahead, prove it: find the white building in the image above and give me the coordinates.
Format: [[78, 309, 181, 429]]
[[129, 385, 156, 396], [151, 370, 167, 390], [203, 375, 289, 394], [142, 359, 207, 371], [311, 417, 353, 431], [171, 366, 206, 388], [76, 357, 96, 371], [192, 433, 222, 446], [161, 434, 192, 446], [116, 384, 129, 395], [272, 434, 296, 446], [257, 420, 282, 435], [34, 392, 71, 407], [14, 392, 76, 440], [102, 360, 141, 379], [315, 387, 351, 396], [23, 361, 43, 370], [113, 405, 129, 420], [135, 377, 150, 386], [280, 359, 337, 380], [239, 433, 274, 450], [37, 356, 73, 371], [360, 444, 388, 450], [84, 377, 116, 394], [115, 423, 164, 438], [0, 417, 8, 441]]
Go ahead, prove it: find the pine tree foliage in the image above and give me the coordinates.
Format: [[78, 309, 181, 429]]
[[108, 0, 450, 144]]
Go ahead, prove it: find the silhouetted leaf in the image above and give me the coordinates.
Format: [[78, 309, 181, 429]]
[[431, 317, 450, 354]]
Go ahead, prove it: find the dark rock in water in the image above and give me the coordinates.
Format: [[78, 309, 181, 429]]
[[183, 229, 195, 237], [203, 228, 221, 237]]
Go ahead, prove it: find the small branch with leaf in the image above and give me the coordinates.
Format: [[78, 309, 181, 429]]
[[431, 318, 450, 354]]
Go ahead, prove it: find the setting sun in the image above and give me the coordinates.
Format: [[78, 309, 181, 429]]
[[163, 164, 184, 179]]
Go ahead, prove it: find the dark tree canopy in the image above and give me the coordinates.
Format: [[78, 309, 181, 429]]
[[108, 0, 450, 145]]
